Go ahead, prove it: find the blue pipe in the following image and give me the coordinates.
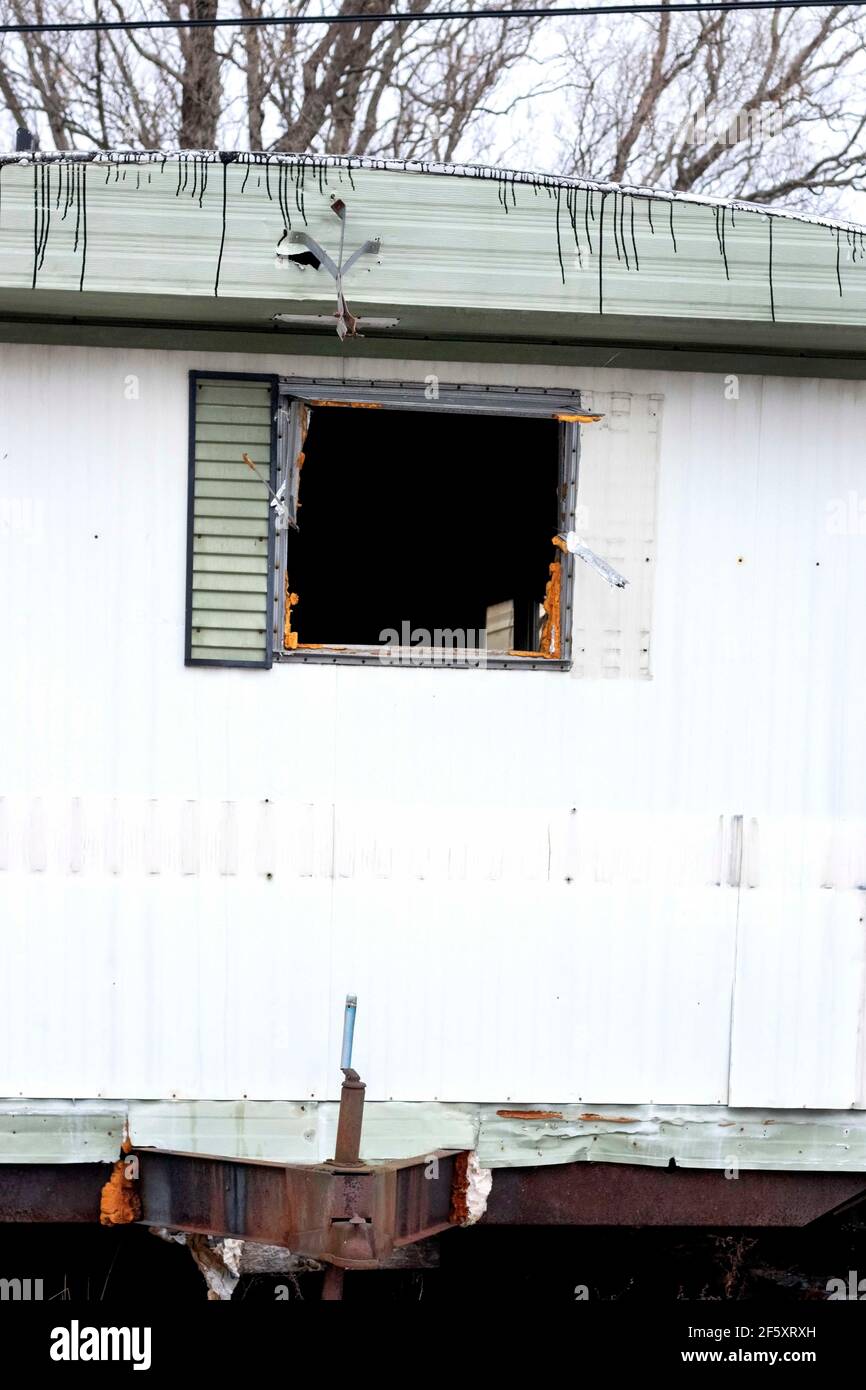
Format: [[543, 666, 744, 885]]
[[340, 994, 357, 1071]]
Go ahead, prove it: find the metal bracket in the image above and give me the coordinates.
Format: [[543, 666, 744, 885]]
[[287, 230, 381, 280], [276, 199, 382, 340], [134, 1147, 465, 1270]]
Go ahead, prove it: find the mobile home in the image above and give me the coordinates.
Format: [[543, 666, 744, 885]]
[[2, 149, 866, 1281]]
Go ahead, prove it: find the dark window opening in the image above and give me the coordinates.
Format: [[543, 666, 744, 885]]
[[284, 405, 563, 656]]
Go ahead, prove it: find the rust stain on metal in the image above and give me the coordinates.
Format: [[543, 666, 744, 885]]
[[308, 399, 383, 410], [330, 1068, 367, 1168], [579, 1113, 640, 1124], [134, 1147, 460, 1264], [99, 1137, 140, 1227], [449, 1151, 471, 1226], [284, 577, 299, 650], [496, 1109, 564, 1121], [482, 1165, 866, 1228], [554, 412, 604, 423]]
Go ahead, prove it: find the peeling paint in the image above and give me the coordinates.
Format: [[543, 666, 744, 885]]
[[497, 1109, 564, 1121], [307, 399, 383, 409], [579, 1113, 640, 1124]]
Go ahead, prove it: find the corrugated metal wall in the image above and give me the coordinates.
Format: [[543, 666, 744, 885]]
[[1, 344, 865, 1106]]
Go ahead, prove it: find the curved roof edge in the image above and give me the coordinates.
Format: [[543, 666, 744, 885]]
[[1, 147, 862, 236]]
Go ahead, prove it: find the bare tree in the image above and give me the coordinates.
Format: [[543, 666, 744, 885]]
[[0, 0, 543, 159], [224, 0, 542, 160], [0, 1, 203, 148], [554, 5, 866, 209], [2, 0, 864, 213]]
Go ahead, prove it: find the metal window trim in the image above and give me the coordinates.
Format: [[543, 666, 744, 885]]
[[275, 648, 572, 672], [277, 376, 588, 420], [560, 421, 580, 656], [185, 368, 280, 671], [275, 375, 580, 670]]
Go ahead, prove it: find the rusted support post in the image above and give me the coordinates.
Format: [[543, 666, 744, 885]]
[[321, 1265, 345, 1300], [329, 993, 365, 1168], [331, 1068, 366, 1168]]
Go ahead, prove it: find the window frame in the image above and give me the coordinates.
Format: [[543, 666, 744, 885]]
[[272, 377, 582, 672]]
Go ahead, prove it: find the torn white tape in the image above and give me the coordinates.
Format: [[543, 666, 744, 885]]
[[461, 1151, 494, 1226], [561, 532, 629, 589]]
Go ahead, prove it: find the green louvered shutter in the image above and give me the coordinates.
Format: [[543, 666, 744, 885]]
[[186, 374, 277, 668]]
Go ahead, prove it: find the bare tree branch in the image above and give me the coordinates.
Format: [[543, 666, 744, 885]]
[[555, 5, 866, 211]]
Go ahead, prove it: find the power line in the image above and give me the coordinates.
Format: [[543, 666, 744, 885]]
[[0, 1, 859, 39]]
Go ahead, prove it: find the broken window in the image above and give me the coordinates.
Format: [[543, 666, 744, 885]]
[[275, 383, 587, 668], [185, 374, 617, 671]]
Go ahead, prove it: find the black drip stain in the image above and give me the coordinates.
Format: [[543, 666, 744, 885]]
[[0, 150, 858, 315]]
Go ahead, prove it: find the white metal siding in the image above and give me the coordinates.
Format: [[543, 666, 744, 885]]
[[573, 390, 661, 677], [1, 344, 865, 1108]]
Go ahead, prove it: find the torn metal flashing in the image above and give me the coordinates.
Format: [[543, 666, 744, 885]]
[[0, 1101, 125, 1163], [8, 1101, 866, 1176]]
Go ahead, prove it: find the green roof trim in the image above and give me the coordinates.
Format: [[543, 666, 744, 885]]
[[0, 151, 863, 332]]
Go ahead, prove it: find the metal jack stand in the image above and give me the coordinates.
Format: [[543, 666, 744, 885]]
[[132, 990, 465, 1294], [323, 995, 365, 1299], [330, 995, 366, 1170]]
